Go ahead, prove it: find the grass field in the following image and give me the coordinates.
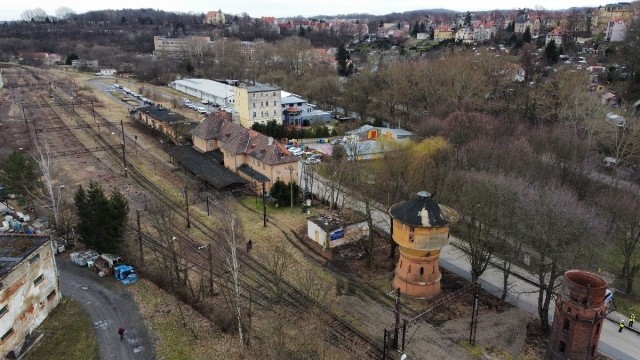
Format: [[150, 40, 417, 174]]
[[24, 297, 99, 360]]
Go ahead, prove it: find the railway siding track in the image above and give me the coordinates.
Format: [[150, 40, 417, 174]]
[[26, 77, 385, 359]]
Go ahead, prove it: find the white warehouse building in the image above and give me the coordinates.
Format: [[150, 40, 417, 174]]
[[169, 78, 236, 109]]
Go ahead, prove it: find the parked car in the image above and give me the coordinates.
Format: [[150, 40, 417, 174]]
[[114, 84, 122, 88], [201, 99, 209, 104], [197, 107, 207, 114], [305, 158, 321, 165]]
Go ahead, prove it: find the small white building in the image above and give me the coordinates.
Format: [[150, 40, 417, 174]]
[[307, 215, 369, 249], [99, 68, 117, 76]]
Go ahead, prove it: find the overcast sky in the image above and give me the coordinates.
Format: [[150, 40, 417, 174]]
[[3, 1, 605, 21]]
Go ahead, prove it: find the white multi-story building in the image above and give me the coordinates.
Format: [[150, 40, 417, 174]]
[[605, 18, 627, 42]]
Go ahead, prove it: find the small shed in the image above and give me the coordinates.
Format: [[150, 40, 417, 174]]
[[307, 215, 369, 249]]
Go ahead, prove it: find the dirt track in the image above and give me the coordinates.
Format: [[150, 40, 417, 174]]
[[58, 257, 155, 360]]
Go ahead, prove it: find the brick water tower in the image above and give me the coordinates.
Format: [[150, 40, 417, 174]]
[[389, 191, 459, 298], [546, 270, 608, 360]]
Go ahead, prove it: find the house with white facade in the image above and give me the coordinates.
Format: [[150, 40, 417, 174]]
[[0, 235, 60, 359], [546, 27, 568, 46], [280, 92, 331, 126], [455, 27, 475, 44]]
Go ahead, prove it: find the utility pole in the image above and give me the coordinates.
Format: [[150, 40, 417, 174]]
[[287, 166, 294, 213], [206, 196, 210, 216], [184, 185, 191, 228], [262, 182, 267, 227], [120, 120, 127, 178], [136, 210, 144, 265]]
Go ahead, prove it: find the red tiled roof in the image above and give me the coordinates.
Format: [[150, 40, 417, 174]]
[[191, 111, 299, 165]]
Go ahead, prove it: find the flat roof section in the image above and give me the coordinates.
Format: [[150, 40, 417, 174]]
[[167, 146, 247, 190], [0, 234, 50, 280]]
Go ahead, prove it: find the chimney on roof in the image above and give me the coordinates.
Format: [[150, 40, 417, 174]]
[[268, 137, 274, 146]]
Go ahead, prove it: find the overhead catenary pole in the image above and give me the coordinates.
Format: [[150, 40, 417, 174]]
[[136, 209, 144, 265], [121, 120, 127, 178], [262, 182, 267, 227], [184, 185, 191, 228], [208, 245, 214, 295], [206, 196, 210, 216], [393, 287, 401, 349]]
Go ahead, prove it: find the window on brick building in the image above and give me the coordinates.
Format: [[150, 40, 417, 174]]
[[559, 341, 566, 353], [563, 319, 570, 331], [420, 267, 424, 275]]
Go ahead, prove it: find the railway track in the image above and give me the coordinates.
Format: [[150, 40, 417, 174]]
[[7, 66, 386, 359]]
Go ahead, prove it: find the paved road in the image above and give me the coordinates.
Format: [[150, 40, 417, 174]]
[[305, 165, 639, 360], [58, 258, 155, 360]]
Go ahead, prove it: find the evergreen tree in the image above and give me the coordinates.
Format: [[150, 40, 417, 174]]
[[74, 181, 129, 253], [522, 26, 532, 43], [411, 21, 420, 37], [464, 11, 472, 26], [65, 53, 79, 65], [336, 43, 350, 77], [0, 150, 38, 195], [269, 179, 300, 207], [419, 22, 426, 33], [545, 40, 560, 63]]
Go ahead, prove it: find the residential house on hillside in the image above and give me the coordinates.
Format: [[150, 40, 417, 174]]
[[191, 111, 299, 192], [473, 21, 495, 43], [135, 105, 199, 144], [234, 82, 282, 129], [205, 9, 225, 24], [455, 27, 475, 44], [434, 25, 455, 42], [280, 92, 331, 126], [546, 27, 568, 46], [515, 15, 541, 37], [0, 234, 60, 359]]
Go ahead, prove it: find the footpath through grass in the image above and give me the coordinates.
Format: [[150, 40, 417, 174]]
[[24, 297, 99, 360]]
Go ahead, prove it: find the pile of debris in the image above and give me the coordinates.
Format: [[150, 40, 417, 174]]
[[70, 250, 138, 284]]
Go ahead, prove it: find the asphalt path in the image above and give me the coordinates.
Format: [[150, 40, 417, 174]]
[[58, 257, 155, 360], [305, 164, 639, 360]]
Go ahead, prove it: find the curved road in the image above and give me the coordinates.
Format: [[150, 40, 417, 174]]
[[58, 258, 155, 360]]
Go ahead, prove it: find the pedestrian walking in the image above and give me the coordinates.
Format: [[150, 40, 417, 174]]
[[246, 239, 253, 253], [630, 314, 636, 328], [118, 327, 125, 341], [619, 320, 625, 333]]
